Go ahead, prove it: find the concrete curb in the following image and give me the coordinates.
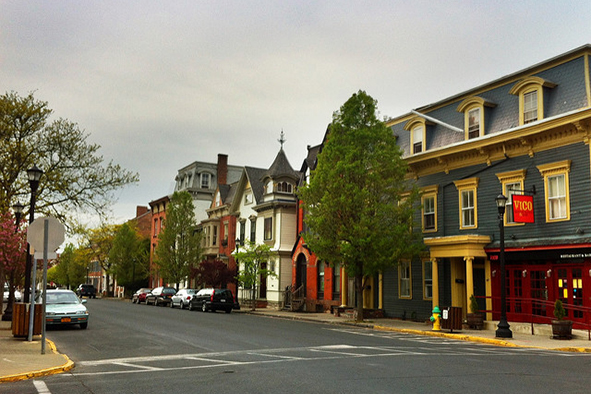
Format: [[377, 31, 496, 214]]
[[0, 338, 74, 383], [248, 311, 591, 353]]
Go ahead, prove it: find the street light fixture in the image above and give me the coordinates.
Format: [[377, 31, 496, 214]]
[[23, 165, 43, 303], [495, 194, 512, 339], [1, 202, 25, 322]]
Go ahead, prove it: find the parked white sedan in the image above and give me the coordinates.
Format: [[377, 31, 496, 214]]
[[170, 289, 197, 309]]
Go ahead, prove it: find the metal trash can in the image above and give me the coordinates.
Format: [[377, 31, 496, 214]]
[[440, 306, 462, 332]]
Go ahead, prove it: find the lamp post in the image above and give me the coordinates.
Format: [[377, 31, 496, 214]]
[[2, 202, 25, 322], [495, 194, 512, 339], [23, 165, 43, 304]]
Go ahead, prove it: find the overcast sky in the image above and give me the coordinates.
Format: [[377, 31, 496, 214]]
[[3, 1, 591, 225]]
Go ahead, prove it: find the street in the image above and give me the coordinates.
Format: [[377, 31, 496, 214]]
[[2, 298, 591, 394]]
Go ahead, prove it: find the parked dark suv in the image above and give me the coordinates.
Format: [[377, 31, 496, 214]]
[[76, 284, 96, 298], [189, 288, 234, 313], [145, 287, 176, 306]]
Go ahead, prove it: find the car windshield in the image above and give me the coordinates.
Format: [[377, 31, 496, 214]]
[[45, 292, 81, 304], [163, 288, 176, 294]]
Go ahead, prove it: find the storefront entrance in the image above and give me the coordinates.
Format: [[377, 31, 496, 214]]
[[492, 262, 590, 325]]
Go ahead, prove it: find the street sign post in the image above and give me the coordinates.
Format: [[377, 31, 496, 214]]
[[26, 217, 65, 351]]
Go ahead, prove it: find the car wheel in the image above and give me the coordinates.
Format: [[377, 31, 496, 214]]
[[80, 322, 88, 329], [154, 299, 159, 307], [180, 301, 185, 310], [189, 301, 194, 311], [170, 300, 175, 308], [201, 303, 207, 312]]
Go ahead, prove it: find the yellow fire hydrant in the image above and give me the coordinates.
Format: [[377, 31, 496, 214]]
[[430, 306, 442, 331]]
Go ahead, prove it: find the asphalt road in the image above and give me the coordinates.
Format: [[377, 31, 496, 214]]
[[3, 298, 591, 394]]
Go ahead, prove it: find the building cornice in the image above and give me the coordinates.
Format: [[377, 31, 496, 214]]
[[406, 107, 591, 178]]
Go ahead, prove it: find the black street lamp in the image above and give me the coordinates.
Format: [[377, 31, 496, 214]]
[[23, 165, 43, 304], [495, 194, 512, 339], [2, 202, 25, 322]]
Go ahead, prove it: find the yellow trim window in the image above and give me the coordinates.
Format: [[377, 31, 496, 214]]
[[496, 169, 526, 226], [423, 260, 433, 300], [412, 125, 424, 154], [509, 76, 557, 126], [404, 117, 429, 155], [456, 97, 496, 140], [454, 178, 479, 229], [421, 185, 438, 232], [399, 261, 412, 299], [537, 160, 571, 222]]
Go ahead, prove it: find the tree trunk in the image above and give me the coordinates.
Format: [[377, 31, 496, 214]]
[[355, 274, 364, 322]]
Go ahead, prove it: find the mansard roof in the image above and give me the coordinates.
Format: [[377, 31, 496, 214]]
[[388, 44, 591, 160]]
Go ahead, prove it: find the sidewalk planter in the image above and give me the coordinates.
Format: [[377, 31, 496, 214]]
[[466, 313, 484, 330], [11, 303, 42, 338], [551, 299, 572, 340]]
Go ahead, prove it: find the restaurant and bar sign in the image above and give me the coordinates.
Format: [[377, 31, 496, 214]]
[[512, 194, 534, 223]]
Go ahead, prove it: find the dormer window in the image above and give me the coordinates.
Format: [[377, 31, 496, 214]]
[[467, 108, 480, 139], [266, 180, 273, 194], [412, 125, 424, 153], [403, 117, 430, 155], [457, 96, 496, 140], [201, 173, 210, 189], [509, 76, 556, 126], [523, 91, 538, 124]]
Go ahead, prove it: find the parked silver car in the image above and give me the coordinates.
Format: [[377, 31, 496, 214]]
[[170, 289, 197, 309]]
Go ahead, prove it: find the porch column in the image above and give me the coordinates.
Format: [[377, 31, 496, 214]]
[[465, 256, 474, 303], [340, 266, 348, 307], [431, 258, 439, 308]]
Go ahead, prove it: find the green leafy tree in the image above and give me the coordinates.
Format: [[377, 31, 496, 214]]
[[79, 223, 120, 296], [154, 191, 202, 289], [109, 222, 150, 294], [299, 90, 423, 321], [0, 91, 139, 226], [235, 240, 277, 310], [48, 243, 86, 289]]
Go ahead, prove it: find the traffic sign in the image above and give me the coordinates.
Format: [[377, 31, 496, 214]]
[[27, 216, 65, 252]]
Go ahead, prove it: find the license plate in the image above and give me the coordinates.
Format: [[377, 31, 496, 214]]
[[61, 317, 71, 323], [221, 299, 226, 302]]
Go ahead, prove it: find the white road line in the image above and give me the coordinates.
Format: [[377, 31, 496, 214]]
[[33, 380, 51, 394], [247, 352, 303, 359], [111, 362, 164, 371]]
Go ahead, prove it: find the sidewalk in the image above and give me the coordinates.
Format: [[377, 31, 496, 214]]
[[0, 320, 73, 383], [2, 309, 590, 383]]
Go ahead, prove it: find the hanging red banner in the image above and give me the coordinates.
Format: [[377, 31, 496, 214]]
[[512, 195, 534, 223]]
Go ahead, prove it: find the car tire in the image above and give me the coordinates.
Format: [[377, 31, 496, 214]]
[[201, 303, 207, 312], [170, 300, 175, 308], [80, 322, 88, 329], [189, 301, 195, 311], [180, 301, 185, 310], [154, 299, 159, 307]]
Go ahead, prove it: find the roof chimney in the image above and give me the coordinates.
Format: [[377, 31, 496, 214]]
[[136, 206, 149, 218], [217, 154, 228, 185]]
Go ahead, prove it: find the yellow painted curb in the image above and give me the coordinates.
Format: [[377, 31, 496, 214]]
[[372, 325, 591, 352], [374, 325, 519, 348], [0, 338, 74, 383]]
